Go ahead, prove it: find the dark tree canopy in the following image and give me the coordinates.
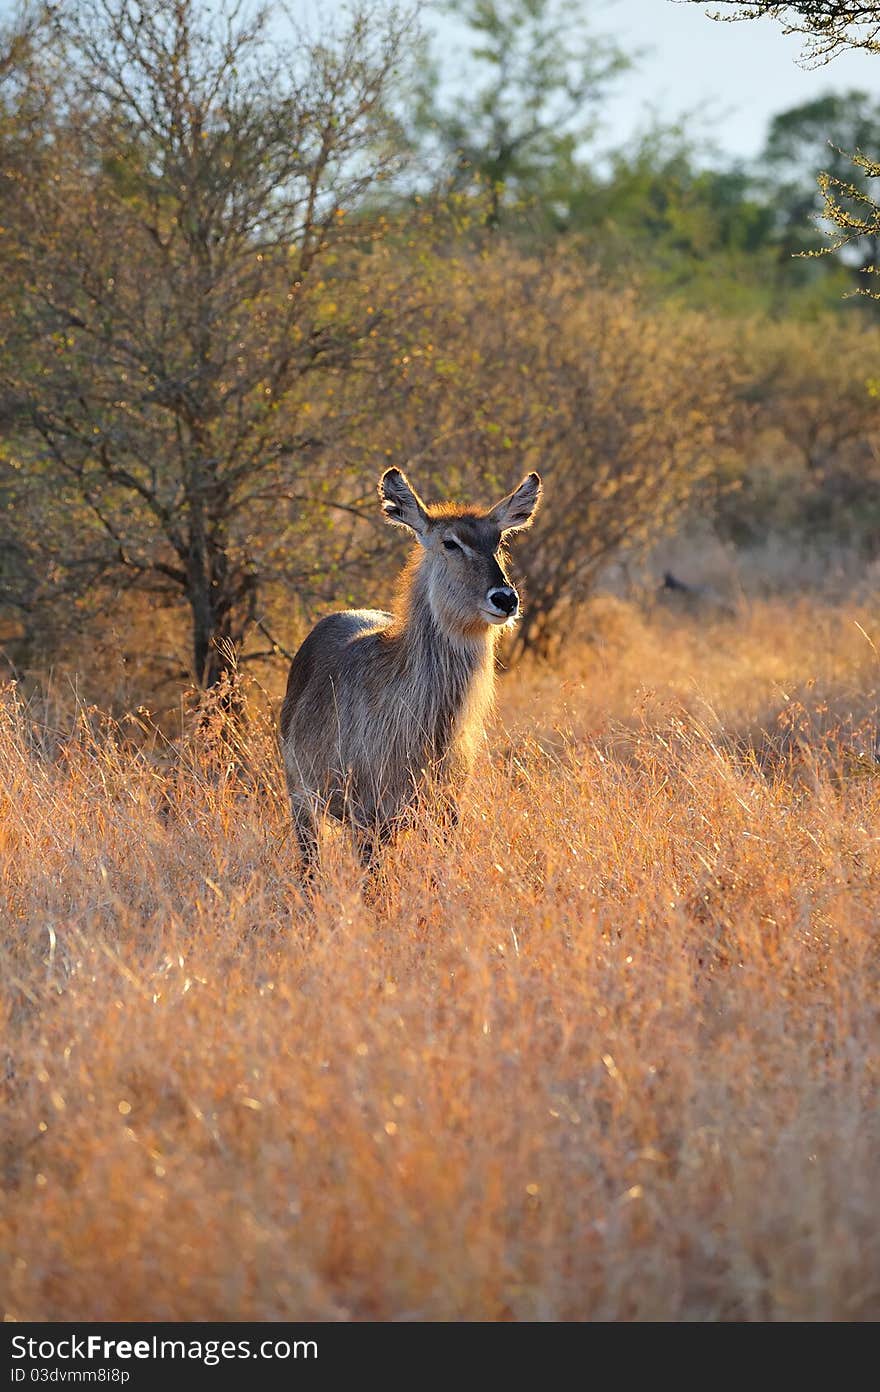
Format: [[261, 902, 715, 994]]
[[760, 91, 880, 286]]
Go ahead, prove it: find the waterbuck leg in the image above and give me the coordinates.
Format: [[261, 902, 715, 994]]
[[355, 818, 393, 876], [291, 802, 319, 885]]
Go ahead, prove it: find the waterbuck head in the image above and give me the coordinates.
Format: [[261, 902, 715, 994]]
[[379, 468, 542, 636]]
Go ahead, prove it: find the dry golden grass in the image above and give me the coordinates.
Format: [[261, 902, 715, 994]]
[[2, 596, 880, 1321]]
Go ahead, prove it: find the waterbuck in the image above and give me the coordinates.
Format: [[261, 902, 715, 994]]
[[279, 468, 542, 876]]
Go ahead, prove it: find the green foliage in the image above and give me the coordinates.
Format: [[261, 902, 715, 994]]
[[760, 91, 880, 292], [414, 0, 629, 224], [413, 2, 876, 311], [685, 5, 880, 296], [553, 125, 851, 314]]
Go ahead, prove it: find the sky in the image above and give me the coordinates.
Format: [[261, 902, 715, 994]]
[[302, 0, 878, 166], [597, 0, 877, 162]]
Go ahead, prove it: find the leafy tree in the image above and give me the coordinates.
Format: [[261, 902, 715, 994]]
[[416, 0, 629, 225], [761, 91, 880, 290], [549, 124, 849, 313], [0, 0, 414, 689], [685, 2, 880, 293], [569, 127, 776, 259]]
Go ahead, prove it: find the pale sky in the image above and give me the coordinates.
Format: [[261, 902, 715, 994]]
[[600, 0, 877, 161]]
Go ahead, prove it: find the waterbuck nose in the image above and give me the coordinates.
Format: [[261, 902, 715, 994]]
[[487, 586, 518, 616]]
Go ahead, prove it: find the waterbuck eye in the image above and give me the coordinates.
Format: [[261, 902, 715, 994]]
[[442, 538, 461, 553]]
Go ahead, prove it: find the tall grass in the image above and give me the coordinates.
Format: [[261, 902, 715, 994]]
[[2, 598, 880, 1320]]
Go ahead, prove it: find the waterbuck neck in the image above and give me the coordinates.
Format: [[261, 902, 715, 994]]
[[389, 548, 495, 667], [379, 549, 496, 760]]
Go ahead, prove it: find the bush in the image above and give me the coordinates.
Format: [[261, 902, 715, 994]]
[[713, 315, 880, 550], [326, 245, 735, 657]]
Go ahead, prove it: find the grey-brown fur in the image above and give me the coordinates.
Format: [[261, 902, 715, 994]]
[[280, 468, 542, 875]]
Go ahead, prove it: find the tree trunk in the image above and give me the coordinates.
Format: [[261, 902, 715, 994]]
[[185, 523, 255, 734], [183, 460, 251, 691]]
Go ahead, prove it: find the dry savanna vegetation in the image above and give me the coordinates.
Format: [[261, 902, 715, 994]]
[[3, 0, 880, 1327], [3, 596, 880, 1322]]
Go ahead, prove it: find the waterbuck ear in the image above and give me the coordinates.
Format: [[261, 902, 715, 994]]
[[488, 472, 542, 534], [378, 468, 430, 541]]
